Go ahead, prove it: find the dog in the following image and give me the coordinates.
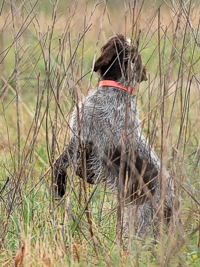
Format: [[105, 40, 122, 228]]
[[54, 34, 175, 240]]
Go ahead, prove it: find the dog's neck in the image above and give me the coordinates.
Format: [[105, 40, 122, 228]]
[[99, 80, 135, 96]]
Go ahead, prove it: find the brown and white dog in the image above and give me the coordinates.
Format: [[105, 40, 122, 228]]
[[54, 34, 175, 240]]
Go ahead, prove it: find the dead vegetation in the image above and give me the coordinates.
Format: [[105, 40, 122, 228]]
[[0, 0, 200, 266]]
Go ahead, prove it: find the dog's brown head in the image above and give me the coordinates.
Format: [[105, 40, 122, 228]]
[[94, 34, 147, 85]]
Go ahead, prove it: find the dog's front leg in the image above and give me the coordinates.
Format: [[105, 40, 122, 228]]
[[54, 136, 78, 197]]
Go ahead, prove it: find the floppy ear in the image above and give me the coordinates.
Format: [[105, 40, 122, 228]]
[[140, 65, 147, 82], [134, 53, 148, 83], [93, 40, 117, 72]]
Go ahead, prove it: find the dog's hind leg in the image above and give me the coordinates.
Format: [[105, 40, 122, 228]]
[[124, 200, 153, 234]]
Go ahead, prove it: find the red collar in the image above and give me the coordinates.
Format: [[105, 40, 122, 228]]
[[99, 80, 135, 95]]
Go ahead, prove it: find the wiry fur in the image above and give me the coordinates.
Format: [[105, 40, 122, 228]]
[[54, 34, 175, 239]]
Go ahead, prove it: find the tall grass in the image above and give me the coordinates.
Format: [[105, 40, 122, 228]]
[[0, 0, 200, 266]]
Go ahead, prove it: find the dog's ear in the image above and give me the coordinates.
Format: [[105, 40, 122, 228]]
[[134, 54, 148, 83], [140, 65, 147, 82], [93, 40, 117, 72]]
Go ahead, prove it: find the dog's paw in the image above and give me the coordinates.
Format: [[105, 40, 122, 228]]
[[54, 159, 67, 197]]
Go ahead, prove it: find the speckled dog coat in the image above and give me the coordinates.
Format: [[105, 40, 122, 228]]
[[54, 34, 174, 238]]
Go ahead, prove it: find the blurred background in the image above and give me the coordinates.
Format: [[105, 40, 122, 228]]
[[0, 0, 200, 266]]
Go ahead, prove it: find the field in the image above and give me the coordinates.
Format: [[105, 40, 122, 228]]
[[0, 0, 200, 266]]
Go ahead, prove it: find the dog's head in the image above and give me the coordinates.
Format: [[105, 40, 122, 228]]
[[94, 34, 147, 85]]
